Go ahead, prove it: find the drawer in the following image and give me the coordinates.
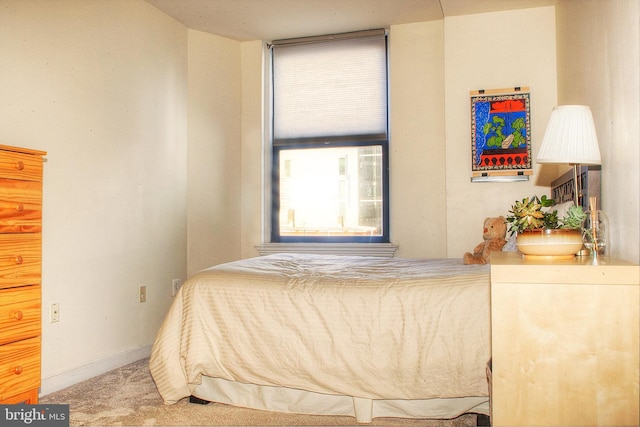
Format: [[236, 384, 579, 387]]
[[0, 286, 40, 345], [0, 179, 42, 233], [0, 151, 43, 182], [0, 337, 40, 401], [0, 234, 41, 288]]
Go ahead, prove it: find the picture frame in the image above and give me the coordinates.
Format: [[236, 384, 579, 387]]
[[470, 87, 532, 182]]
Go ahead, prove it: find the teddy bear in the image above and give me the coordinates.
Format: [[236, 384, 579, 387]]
[[463, 216, 507, 265]]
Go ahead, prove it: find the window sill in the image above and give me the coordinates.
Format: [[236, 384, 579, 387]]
[[255, 243, 398, 258]]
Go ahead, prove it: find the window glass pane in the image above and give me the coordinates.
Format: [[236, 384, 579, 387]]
[[278, 146, 382, 237], [273, 36, 387, 139]]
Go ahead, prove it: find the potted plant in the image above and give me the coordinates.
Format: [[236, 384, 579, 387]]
[[506, 195, 586, 258]]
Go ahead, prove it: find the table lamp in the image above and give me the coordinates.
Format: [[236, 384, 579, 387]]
[[537, 105, 601, 207]]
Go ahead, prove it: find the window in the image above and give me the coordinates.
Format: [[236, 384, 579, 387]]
[[270, 30, 389, 243]]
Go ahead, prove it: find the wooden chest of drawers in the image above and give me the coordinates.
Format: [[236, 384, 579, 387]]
[[0, 145, 46, 404]]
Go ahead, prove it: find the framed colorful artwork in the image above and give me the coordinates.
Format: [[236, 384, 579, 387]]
[[470, 87, 532, 182]]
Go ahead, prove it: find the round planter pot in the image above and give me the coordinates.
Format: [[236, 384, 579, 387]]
[[516, 229, 583, 259]]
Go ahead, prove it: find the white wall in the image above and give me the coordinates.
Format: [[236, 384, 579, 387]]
[[187, 29, 242, 275], [389, 21, 447, 258], [444, 7, 558, 258], [0, 0, 188, 392], [555, 0, 640, 263], [240, 41, 265, 259]]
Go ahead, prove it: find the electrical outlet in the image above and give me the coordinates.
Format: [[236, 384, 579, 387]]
[[139, 285, 146, 303], [50, 303, 60, 323], [172, 279, 181, 297]]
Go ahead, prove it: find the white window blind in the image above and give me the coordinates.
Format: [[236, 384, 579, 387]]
[[272, 34, 388, 140]]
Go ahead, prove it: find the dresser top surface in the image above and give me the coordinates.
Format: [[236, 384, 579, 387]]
[[492, 251, 637, 267], [0, 144, 47, 157], [491, 252, 639, 285]]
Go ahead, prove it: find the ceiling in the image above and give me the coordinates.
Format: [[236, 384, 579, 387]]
[[145, 0, 556, 42]]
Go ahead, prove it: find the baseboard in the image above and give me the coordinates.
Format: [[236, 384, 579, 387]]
[[39, 344, 152, 397]]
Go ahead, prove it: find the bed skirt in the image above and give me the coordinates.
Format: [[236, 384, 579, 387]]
[[192, 375, 490, 423]]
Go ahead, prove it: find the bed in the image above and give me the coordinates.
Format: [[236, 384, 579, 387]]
[[149, 253, 491, 423]]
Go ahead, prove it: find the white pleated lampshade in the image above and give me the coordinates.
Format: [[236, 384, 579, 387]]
[[537, 105, 601, 165]]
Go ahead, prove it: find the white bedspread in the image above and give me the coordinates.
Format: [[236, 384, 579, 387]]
[[150, 254, 491, 410]]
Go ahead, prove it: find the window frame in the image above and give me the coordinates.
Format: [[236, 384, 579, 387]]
[[271, 138, 390, 244], [268, 31, 390, 244]]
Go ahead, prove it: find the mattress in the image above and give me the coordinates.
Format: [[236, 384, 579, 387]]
[[149, 253, 491, 422]]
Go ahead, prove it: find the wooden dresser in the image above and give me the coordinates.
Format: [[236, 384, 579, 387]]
[[490, 252, 640, 426], [0, 144, 46, 404]]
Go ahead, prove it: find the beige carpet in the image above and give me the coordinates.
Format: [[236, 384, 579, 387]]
[[40, 358, 478, 426]]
